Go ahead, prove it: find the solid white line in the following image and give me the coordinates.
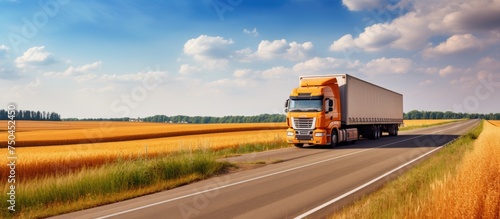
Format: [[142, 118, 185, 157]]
[[294, 120, 477, 219], [98, 120, 475, 219]]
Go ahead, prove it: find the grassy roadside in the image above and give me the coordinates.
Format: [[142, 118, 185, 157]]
[[399, 119, 462, 131], [332, 120, 483, 219], [1, 141, 290, 219]]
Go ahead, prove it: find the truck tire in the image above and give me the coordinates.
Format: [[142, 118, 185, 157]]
[[388, 125, 398, 136], [369, 125, 379, 140], [294, 143, 304, 148], [376, 126, 381, 139], [330, 130, 338, 148]]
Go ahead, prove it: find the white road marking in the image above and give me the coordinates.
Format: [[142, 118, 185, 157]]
[[97, 120, 476, 219]]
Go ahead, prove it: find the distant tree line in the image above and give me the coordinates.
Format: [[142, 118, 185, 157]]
[[62, 114, 286, 123], [63, 117, 131, 121], [32, 110, 500, 122], [143, 114, 286, 123], [404, 110, 500, 120], [0, 109, 61, 121]]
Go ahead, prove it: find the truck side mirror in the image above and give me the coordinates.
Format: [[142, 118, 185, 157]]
[[284, 99, 289, 113], [328, 99, 334, 112]]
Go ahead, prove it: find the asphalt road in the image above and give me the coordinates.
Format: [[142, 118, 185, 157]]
[[51, 119, 479, 219]]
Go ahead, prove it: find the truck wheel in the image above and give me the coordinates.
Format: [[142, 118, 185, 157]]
[[294, 143, 304, 148], [376, 126, 381, 139], [330, 130, 338, 148], [389, 125, 398, 136]]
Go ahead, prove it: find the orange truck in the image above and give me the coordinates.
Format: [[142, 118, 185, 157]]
[[285, 74, 403, 148]]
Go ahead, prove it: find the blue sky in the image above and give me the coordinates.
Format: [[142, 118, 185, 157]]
[[1, 0, 499, 118]]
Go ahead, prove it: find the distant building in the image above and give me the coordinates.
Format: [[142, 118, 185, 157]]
[[129, 117, 143, 122]]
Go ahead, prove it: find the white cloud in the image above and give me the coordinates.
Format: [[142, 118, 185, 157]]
[[206, 78, 247, 87], [293, 57, 359, 74], [243, 28, 259, 37], [439, 1, 500, 32], [99, 70, 167, 83], [330, 34, 355, 52], [64, 61, 102, 76], [233, 69, 252, 78], [419, 80, 434, 86], [354, 23, 401, 51], [247, 39, 314, 61], [178, 64, 200, 75], [26, 77, 41, 89], [261, 66, 291, 79], [361, 57, 412, 75], [182, 35, 233, 72], [15, 46, 55, 68], [74, 73, 97, 82], [438, 65, 456, 77], [330, 23, 401, 52], [334, 0, 500, 52], [183, 35, 234, 61], [423, 34, 483, 58], [77, 85, 115, 93], [342, 0, 389, 11], [0, 45, 9, 57]]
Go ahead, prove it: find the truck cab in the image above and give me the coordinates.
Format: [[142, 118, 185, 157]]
[[285, 77, 357, 147]]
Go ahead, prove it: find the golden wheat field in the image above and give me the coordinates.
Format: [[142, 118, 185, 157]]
[[412, 120, 500, 218], [489, 120, 500, 127], [402, 119, 457, 127], [0, 121, 287, 180], [0, 120, 286, 147]]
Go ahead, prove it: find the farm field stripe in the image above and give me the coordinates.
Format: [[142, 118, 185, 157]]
[[96, 120, 475, 219]]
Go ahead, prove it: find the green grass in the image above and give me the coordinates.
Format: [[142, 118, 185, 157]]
[[332, 120, 483, 219]]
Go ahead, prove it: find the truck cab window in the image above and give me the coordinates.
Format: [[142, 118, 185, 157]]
[[289, 99, 322, 112]]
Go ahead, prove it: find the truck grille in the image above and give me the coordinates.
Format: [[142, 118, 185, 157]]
[[293, 118, 315, 129]]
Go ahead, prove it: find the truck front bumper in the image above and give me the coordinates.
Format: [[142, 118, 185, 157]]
[[286, 128, 328, 145]]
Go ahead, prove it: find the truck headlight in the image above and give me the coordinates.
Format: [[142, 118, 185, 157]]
[[287, 131, 294, 136], [315, 132, 325, 137]]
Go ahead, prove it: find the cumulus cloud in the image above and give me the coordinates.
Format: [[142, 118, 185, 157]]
[[419, 80, 434, 86], [333, 0, 500, 52], [423, 34, 483, 58], [0, 45, 9, 57], [183, 35, 234, 61], [182, 35, 234, 72], [243, 28, 259, 37], [342, 0, 390, 11], [15, 46, 55, 68], [356, 23, 401, 51], [361, 57, 412, 75], [439, 1, 500, 32], [330, 34, 355, 52], [244, 39, 314, 61], [330, 24, 401, 52], [74, 73, 97, 82], [261, 66, 291, 79], [233, 69, 252, 78], [178, 64, 200, 75], [64, 61, 102, 76], [438, 65, 456, 77], [26, 77, 41, 89], [206, 78, 247, 87], [99, 70, 167, 83], [293, 57, 360, 74]]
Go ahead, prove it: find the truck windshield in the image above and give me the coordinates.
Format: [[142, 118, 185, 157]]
[[289, 99, 322, 112]]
